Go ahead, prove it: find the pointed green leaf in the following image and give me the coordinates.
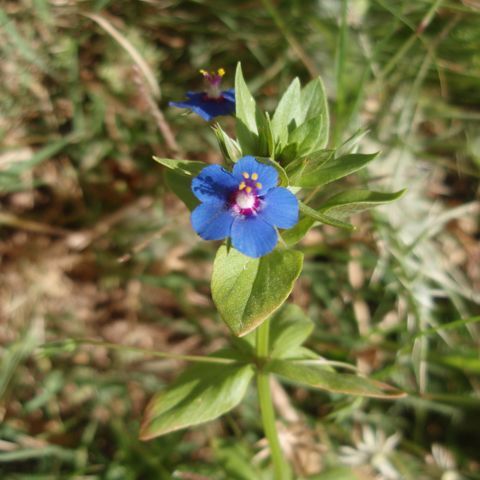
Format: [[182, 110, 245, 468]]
[[335, 128, 369, 157], [268, 359, 405, 399], [296, 76, 330, 149], [319, 189, 406, 218], [300, 202, 355, 231], [269, 304, 313, 359], [271, 77, 301, 147], [153, 157, 205, 210], [211, 246, 303, 337], [292, 152, 379, 188], [140, 361, 254, 440], [235, 63, 258, 153], [212, 125, 243, 164], [256, 110, 275, 158], [288, 113, 329, 156], [153, 156, 205, 176], [164, 169, 198, 211], [284, 149, 333, 182], [298, 76, 329, 128], [281, 216, 316, 246]]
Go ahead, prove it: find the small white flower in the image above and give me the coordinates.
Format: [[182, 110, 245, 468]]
[[429, 444, 464, 480], [339, 425, 401, 480]]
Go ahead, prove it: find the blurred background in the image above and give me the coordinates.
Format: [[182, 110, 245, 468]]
[[1, 0, 479, 478]]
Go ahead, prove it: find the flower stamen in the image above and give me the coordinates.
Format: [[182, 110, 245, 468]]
[[200, 67, 226, 100], [242, 172, 250, 179]]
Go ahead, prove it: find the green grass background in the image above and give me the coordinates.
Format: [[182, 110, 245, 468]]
[[0, 0, 479, 478]]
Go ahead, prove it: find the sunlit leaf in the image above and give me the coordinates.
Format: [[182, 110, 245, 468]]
[[140, 358, 254, 440], [212, 246, 303, 336], [319, 189, 406, 218], [271, 77, 301, 147], [269, 304, 313, 358], [268, 360, 405, 398]]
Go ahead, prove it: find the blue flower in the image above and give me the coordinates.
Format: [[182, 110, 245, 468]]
[[169, 68, 235, 121], [191, 156, 299, 258]]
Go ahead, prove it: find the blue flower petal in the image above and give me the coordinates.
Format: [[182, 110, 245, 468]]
[[232, 156, 278, 193], [231, 215, 278, 258], [222, 89, 235, 102], [191, 165, 238, 204], [169, 92, 235, 121], [259, 187, 299, 229], [191, 203, 234, 240]]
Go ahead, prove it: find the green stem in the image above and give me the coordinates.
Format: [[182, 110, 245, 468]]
[[256, 320, 291, 480], [38, 338, 237, 365]]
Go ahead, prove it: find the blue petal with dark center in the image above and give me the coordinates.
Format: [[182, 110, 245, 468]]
[[259, 187, 299, 229], [232, 156, 278, 193], [191, 165, 238, 204], [230, 215, 278, 258], [191, 202, 234, 241], [169, 90, 236, 121]]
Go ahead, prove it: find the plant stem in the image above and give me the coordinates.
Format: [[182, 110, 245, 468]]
[[39, 338, 237, 365], [256, 319, 291, 480]]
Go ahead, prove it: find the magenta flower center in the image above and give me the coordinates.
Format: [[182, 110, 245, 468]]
[[231, 171, 263, 216], [200, 68, 225, 100]]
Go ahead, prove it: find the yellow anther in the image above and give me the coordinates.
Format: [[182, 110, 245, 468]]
[[239, 182, 246, 190], [218, 68, 225, 76], [245, 186, 252, 193], [256, 182, 262, 189], [251, 173, 258, 180], [242, 172, 250, 179], [199, 69, 208, 76]]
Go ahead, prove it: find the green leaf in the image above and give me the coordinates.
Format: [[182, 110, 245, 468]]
[[288, 113, 328, 156], [299, 202, 355, 231], [292, 152, 379, 188], [439, 354, 480, 374], [269, 304, 313, 359], [298, 76, 329, 130], [212, 124, 243, 164], [276, 76, 329, 162], [319, 189, 406, 218], [335, 128, 369, 157], [211, 246, 304, 337], [271, 77, 301, 147], [268, 360, 405, 399], [281, 216, 315, 246], [256, 110, 275, 158], [153, 157, 205, 210], [164, 169, 198, 211], [235, 63, 258, 154], [214, 440, 264, 480], [296, 76, 330, 150], [284, 149, 333, 184], [153, 156, 205, 176], [140, 360, 254, 440]]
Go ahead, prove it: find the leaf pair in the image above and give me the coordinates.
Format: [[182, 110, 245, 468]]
[[140, 305, 405, 441]]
